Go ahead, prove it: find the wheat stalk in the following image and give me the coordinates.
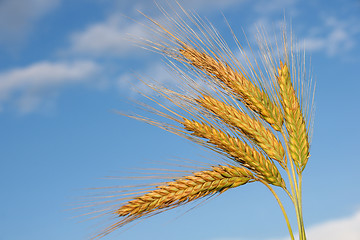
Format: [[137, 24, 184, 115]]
[[85, 4, 315, 240]]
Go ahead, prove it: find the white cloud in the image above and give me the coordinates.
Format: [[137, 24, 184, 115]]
[[0, 60, 101, 113], [0, 0, 60, 45], [65, 0, 248, 57], [302, 16, 358, 56], [246, 14, 358, 58], [210, 209, 360, 240], [172, 0, 244, 9], [117, 62, 174, 96], [254, 0, 298, 14], [111, 0, 245, 13], [67, 14, 147, 56], [301, 210, 360, 240]]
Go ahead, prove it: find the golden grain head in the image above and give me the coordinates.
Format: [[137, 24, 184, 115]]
[[179, 46, 284, 131], [196, 95, 285, 164], [116, 165, 254, 221], [276, 62, 310, 171], [181, 118, 285, 187]]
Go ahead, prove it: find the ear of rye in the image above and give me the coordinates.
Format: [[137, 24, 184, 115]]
[[180, 46, 284, 131], [182, 118, 285, 187], [117, 165, 254, 217], [276, 62, 310, 172], [196, 95, 285, 164]]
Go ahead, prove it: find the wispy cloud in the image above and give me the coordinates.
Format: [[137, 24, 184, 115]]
[[249, 1, 360, 58], [173, 0, 245, 9], [0, 0, 60, 46], [0, 60, 101, 113], [65, 0, 248, 57], [254, 0, 298, 14], [298, 210, 360, 240], [302, 16, 359, 56], [210, 209, 360, 240], [111, 0, 246, 13], [67, 14, 147, 57], [117, 62, 175, 97]]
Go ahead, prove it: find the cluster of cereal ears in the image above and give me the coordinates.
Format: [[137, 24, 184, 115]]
[[89, 4, 314, 240]]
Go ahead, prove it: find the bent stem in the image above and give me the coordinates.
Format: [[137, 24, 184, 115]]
[[259, 179, 295, 240]]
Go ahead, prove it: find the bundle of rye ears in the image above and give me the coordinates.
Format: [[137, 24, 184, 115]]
[[88, 4, 315, 240]]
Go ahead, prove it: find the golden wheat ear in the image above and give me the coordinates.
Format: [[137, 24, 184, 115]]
[[276, 61, 310, 172], [93, 165, 254, 238], [195, 94, 285, 165], [181, 118, 285, 188], [117, 165, 254, 216], [179, 46, 284, 131]]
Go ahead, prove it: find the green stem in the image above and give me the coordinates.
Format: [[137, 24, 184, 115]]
[[283, 158, 303, 239], [260, 179, 295, 240], [298, 175, 306, 240], [280, 130, 302, 236]]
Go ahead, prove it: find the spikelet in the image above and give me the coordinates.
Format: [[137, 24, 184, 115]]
[[117, 165, 253, 218], [180, 46, 284, 131], [276, 61, 310, 172], [181, 118, 285, 188], [196, 94, 285, 164]]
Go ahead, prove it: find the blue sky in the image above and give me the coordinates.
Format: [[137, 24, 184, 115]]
[[0, 0, 359, 240]]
